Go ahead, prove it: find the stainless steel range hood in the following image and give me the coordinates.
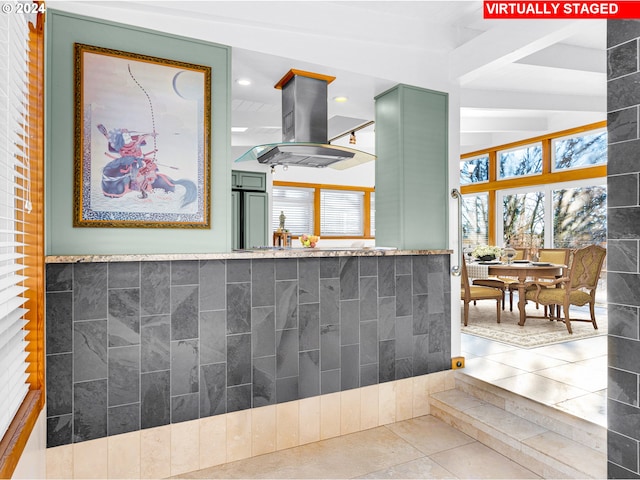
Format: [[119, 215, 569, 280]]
[[235, 69, 375, 170]]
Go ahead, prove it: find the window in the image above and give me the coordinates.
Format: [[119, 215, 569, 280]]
[[272, 186, 314, 235], [321, 189, 364, 236], [461, 193, 489, 247], [553, 185, 607, 248], [498, 143, 542, 179], [500, 190, 545, 248], [497, 180, 607, 251], [0, 6, 45, 478], [460, 122, 606, 247], [273, 182, 374, 238], [552, 129, 607, 171], [460, 155, 489, 185]]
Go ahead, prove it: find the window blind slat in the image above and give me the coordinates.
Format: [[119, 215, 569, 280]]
[[0, 311, 28, 346], [0, 287, 28, 313]]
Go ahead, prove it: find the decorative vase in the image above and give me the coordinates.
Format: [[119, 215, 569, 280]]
[[478, 255, 496, 261]]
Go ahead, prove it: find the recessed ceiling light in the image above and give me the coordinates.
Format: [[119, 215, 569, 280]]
[[333, 96, 348, 103], [231, 127, 248, 133], [236, 79, 251, 86]]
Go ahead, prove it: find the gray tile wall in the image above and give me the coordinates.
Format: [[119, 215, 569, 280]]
[[608, 20, 640, 479], [45, 254, 451, 447]]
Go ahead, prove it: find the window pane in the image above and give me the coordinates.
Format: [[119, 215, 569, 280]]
[[272, 187, 314, 235], [553, 130, 607, 171], [321, 189, 364, 236], [370, 192, 375, 237], [553, 185, 607, 248], [460, 156, 489, 184], [503, 191, 545, 248], [498, 144, 542, 179], [461, 193, 488, 247]]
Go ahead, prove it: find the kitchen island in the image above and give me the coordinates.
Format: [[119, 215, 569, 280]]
[[44, 247, 453, 451]]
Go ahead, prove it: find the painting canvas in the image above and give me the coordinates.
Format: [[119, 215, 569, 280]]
[[74, 43, 211, 228]]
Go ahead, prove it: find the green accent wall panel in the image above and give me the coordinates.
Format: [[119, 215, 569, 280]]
[[46, 10, 231, 255], [374, 84, 448, 249]]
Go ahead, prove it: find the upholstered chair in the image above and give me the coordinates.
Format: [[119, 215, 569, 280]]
[[473, 248, 528, 311], [461, 259, 503, 326], [524, 245, 606, 333]]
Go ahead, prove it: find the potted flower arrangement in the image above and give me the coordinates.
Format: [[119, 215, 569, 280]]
[[472, 244, 502, 261]]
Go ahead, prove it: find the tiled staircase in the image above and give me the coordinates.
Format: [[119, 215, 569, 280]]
[[430, 371, 607, 479]]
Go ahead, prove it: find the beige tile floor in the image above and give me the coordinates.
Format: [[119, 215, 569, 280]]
[[173, 415, 541, 479], [174, 323, 606, 479]]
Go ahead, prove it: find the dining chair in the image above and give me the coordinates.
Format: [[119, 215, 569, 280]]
[[538, 248, 572, 266], [472, 247, 527, 311], [461, 259, 503, 326], [531, 248, 572, 316], [524, 244, 606, 333]]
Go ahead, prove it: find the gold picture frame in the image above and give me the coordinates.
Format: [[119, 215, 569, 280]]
[[73, 43, 211, 228]]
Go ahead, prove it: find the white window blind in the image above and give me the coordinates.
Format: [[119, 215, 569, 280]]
[[272, 186, 314, 235], [0, 10, 31, 441], [320, 189, 364, 236]]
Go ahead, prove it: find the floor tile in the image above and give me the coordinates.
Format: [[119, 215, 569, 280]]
[[461, 335, 518, 357], [484, 349, 568, 373], [173, 426, 424, 479], [357, 457, 457, 479], [532, 335, 607, 363], [492, 373, 591, 406], [429, 441, 541, 479], [384, 415, 475, 455], [462, 357, 528, 382], [534, 360, 607, 392]]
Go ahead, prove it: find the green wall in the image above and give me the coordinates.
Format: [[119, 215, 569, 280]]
[[46, 10, 231, 255], [374, 84, 449, 249]]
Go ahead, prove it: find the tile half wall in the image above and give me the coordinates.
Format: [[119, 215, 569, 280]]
[[45, 254, 452, 448], [45, 372, 455, 478]]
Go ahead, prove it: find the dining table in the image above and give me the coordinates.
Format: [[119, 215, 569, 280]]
[[471, 261, 566, 326]]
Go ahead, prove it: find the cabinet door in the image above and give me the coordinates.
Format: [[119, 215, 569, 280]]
[[243, 191, 268, 248], [231, 190, 240, 250], [232, 170, 266, 191]]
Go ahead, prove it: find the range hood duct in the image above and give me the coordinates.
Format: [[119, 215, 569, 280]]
[[235, 69, 375, 170]]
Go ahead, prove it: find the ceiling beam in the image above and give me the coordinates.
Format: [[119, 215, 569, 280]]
[[449, 19, 585, 84], [461, 89, 606, 112], [461, 116, 548, 132], [516, 43, 605, 73]]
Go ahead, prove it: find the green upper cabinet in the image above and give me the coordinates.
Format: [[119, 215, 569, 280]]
[[374, 84, 448, 250], [232, 170, 266, 191]]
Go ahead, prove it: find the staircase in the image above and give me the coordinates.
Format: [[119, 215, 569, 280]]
[[430, 371, 607, 479]]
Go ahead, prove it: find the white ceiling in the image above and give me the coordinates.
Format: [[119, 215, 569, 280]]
[[49, 1, 607, 160]]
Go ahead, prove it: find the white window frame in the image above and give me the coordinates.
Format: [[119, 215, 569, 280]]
[[496, 177, 607, 248]]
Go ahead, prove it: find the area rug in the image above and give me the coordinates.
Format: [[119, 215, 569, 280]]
[[461, 300, 608, 348]]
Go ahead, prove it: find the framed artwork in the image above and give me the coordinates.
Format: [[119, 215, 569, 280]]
[[73, 43, 211, 228]]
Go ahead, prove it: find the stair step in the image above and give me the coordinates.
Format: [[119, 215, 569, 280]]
[[455, 372, 606, 452], [430, 373, 606, 479]]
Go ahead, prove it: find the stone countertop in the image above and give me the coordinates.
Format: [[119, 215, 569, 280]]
[[45, 247, 453, 263]]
